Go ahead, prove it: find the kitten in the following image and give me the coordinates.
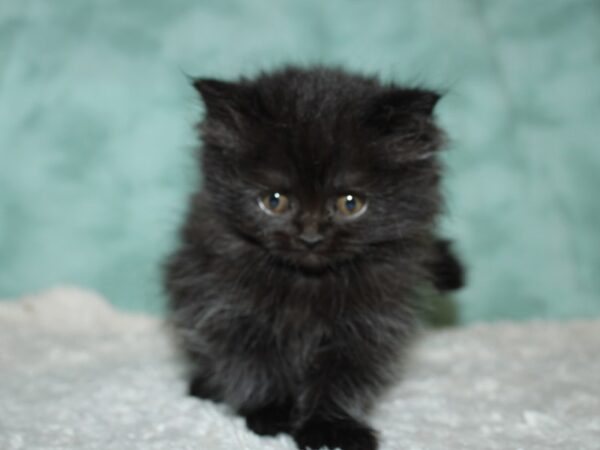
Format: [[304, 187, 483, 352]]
[[164, 66, 464, 450]]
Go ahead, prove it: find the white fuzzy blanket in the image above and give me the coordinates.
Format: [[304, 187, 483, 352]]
[[1, 287, 598, 450]]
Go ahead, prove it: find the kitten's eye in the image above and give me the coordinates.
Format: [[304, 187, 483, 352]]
[[336, 194, 366, 217], [259, 192, 290, 215]]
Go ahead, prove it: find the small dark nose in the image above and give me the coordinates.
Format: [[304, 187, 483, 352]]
[[298, 232, 324, 249]]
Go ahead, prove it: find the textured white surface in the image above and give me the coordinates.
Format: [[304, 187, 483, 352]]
[[1, 287, 599, 450]]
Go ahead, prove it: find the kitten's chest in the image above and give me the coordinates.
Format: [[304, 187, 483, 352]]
[[205, 254, 406, 354], [216, 270, 378, 348], [217, 288, 331, 352]]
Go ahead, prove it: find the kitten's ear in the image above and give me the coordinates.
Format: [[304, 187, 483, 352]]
[[192, 77, 262, 151], [365, 88, 441, 131], [365, 88, 444, 163], [389, 88, 441, 116], [192, 78, 247, 119]]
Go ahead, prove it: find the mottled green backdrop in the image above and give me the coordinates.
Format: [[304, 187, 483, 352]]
[[1, 0, 599, 322]]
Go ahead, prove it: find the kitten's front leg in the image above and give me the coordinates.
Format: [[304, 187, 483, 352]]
[[292, 350, 379, 450], [429, 238, 465, 292], [188, 372, 223, 402], [187, 355, 223, 403], [294, 416, 377, 450], [239, 398, 295, 436]]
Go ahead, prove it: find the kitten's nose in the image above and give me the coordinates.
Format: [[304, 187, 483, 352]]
[[298, 232, 324, 249]]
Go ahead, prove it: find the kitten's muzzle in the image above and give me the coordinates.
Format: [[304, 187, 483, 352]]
[[298, 232, 324, 249]]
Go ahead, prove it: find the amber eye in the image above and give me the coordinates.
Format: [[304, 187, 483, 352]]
[[336, 194, 366, 217], [259, 192, 290, 214]]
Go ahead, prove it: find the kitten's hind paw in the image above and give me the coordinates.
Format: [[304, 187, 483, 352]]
[[242, 401, 294, 436], [293, 417, 378, 450]]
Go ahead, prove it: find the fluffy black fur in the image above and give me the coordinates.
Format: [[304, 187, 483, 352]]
[[164, 66, 464, 450]]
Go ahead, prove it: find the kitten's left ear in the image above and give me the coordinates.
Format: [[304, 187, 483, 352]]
[[365, 87, 441, 128], [365, 88, 444, 162], [393, 88, 441, 116]]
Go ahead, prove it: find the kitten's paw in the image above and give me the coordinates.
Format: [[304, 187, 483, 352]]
[[430, 239, 465, 292], [188, 374, 221, 402], [293, 418, 378, 450], [243, 402, 293, 436]]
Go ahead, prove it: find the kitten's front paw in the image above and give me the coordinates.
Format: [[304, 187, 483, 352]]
[[188, 374, 221, 402], [243, 402, 293, 436], [293, 418, 377, 450]]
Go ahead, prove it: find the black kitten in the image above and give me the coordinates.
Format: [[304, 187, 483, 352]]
[[164, 66, 464, 450]]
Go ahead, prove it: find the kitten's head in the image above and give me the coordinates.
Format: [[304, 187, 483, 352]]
[[195, 66, 445, 273]]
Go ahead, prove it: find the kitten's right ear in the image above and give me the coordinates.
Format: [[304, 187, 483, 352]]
[[192, 78, 244, 119], [192, 77, 259, 151]]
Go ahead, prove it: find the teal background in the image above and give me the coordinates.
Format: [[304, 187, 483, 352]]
[[1, 0, 599, 323]]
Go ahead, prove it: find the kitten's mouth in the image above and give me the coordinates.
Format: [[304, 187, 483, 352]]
[[275, 248, 358, 275], [278, 250, 331, 273], [297, 252, 329, 271], [269, 239, 348, 274]]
